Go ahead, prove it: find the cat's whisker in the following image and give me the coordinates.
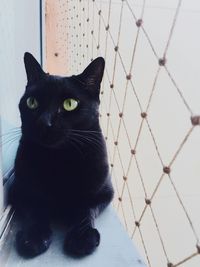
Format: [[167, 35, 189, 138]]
[[1, 131, 21, 139], [0, 141, 19, 155], [70, 134, 99, 153], [1, 135, 20, 146], [1, 126, 21, 132], [5, 137, 20, 150], [0, 134, 21, 147], [1, 134, 21, 143], [69, 133, 103, 152], [70, 130, 104, 146], [70, 131, 101, 139], [68, 137, 84, 156], [71, 129, 101, 134], [1, 133, 21, 140], [73, 217, 90, 235], [80, 137, 103, 150], [78, 221, 91, 236], [73, 136, 103, 149], [73, 215, 92, 236], [0, 130, 21, 141], [71, 132, 103, 146], [81, 134, 103, 145], [0, 129, 21, 138]]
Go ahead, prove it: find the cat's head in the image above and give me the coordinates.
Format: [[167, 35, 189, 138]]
[[19, 52, 105, 148]]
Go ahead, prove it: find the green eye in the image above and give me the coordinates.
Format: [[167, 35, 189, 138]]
[[63, 98, 78, 111], [26, 97, 38, 109]]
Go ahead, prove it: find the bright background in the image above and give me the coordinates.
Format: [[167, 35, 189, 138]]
[[0, 0, 41, 211], [57, 1, 200, 266], [0, 1, 200, 266]]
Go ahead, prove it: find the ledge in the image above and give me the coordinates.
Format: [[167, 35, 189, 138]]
[[2, 207, 146, 267]]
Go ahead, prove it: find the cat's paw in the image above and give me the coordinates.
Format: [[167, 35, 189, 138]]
[[64, 227, 100, 257], [16, 227, 52, 258]]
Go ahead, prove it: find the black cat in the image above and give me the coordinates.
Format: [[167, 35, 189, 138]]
[[9, 53, 114, 258]]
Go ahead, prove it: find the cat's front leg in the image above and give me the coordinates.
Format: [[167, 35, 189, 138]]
[[15, 209, 52, 258], [64, 209, 100, 257], [64, 182, 113, 257]]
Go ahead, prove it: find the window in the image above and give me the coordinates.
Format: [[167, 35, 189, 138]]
[[0, 0, 44, 236]]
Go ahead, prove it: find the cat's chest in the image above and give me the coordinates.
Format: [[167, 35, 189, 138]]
[[29, 152, 90, 200], [36, 152, 88, 182], [18, 142, 102, 194]]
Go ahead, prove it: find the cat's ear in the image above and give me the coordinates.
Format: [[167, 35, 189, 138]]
[[79, 57, 105, 87], [24, 52, 45, 84]]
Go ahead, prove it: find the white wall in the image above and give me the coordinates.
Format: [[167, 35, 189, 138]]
[[65, 0, 200, 266], [0, 0, 42, 213]]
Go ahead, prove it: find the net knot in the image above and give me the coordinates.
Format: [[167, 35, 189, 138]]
[[136, 19, 143, 27], [141, 112, 147, 118], [163, 166, 171, 174], [126, 74, 132, 80], [191, 115, 200, 126], [145, 198, 151, 205], [119, 112, 123, 118], [135, 221, 140, 227], [131, 149, 136, 155], [114, 46, 119, 52], [114, 141, 118, 146], [123, 176, 127, 181], [159, 57, 167, 66]]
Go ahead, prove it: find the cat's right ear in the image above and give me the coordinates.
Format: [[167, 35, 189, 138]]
[[24, 52, 45, 84]]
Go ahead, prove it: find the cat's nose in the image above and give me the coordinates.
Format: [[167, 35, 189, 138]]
[[38, 112, 53, 128]]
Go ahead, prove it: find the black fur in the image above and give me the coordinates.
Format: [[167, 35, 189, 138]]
[[9, 53, 114, 258]]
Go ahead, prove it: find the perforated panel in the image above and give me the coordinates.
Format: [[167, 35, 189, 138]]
[[45, 1, 200, 266]]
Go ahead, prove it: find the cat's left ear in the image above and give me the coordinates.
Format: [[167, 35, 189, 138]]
[[79, 57, 105, 88]]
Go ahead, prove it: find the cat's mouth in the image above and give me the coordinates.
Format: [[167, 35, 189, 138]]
[[33, 129, 68, 149], [39, 138, 64, 148], [41, 136, 68, 149]]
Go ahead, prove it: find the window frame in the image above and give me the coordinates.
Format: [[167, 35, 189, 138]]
[[0, 0, 45, 241]]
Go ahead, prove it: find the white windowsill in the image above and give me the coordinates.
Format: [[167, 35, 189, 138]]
[[1, 207, 146, 267]]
